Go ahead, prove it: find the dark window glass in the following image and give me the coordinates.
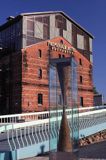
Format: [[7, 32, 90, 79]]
[[38, 68, 42, 79], [59, 54, 61, 58], [43, 17, 49, 24], [59, 29, 63, 36], [27, 37, 34, 46], [84, 37, 88, 50], [62, 17, 67, 29], [62, 55, 65, 58], [0, 21, 21, 51], [80, 97, 84, 106], [35, 17, 43, 23], [89, 65, 92, 81], [38, 49, 42, 58], [38, 94, 43, 105], [79, 59, 82, 65], [60, 40, 64, 44], [80, 76, 83, 84], [43, 25, 49, 39], [55, 15, 66, 30]]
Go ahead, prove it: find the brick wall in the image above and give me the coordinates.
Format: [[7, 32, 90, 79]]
[[0, 37, 94, 114], [21, 36, 94, 112]]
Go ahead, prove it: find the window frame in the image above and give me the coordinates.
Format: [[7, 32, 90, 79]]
[[80, 75, 83, 84], [80, 97, 84, 107], [38, 49, 42, 58], [79, 58, 82, 65], [38, 68, 42, 79], [38, 93, 43, 105]]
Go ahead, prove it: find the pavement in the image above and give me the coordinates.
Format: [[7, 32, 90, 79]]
[[79, 140, 106, 159], [22, 140, 106, 160], [22, 157, 49, 160]]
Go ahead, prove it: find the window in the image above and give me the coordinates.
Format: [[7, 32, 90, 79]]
[[38, 68, 42, 79], [55, 15, 66, 30], [77, 34, 84, 50], [90, 54, 93, 63], [79, 58, 82, 65], [60, 39, 63, 44], [80, 76, 83, 84], [35, 21, 43, 39], [62, 55, 65, 58], [27, 20, 34, 31], [59, 29, 63, 36], [38, 49, 42, 58], [59, 54, 61, 58], [84, 37, 87, 50], [89, 38, 92, 52], [80, 97, 84, 107], [43, 25, 49, 39], [38, 94, 43, 105]]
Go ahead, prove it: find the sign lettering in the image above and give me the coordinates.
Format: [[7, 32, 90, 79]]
[[47, 41, 74, 55]]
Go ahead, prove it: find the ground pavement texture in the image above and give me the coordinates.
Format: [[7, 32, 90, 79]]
[[22, 140, 106, 160]]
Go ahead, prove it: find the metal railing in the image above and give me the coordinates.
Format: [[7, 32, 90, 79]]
[[5, 109, 106, 151], [0, 108, 106, 151], [0, 106, 105, 124]]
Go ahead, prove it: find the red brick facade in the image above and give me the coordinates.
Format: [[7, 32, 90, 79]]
[[0, 11, 94, 114], [0, 36, 93, 114], [21, 37, 94, 112]]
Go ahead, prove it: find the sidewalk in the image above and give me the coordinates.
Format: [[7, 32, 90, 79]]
[[22, 140, 106, 160], [22, 157, 48, 160]]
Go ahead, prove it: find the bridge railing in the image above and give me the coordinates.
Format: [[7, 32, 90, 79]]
[[0, 107, 105, 152], [5, 108, 106, 151], [0, 108, 106, 134], [0, 106, 105, 123]]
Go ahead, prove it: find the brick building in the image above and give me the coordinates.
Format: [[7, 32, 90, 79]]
[[0, 11, 94, 114]]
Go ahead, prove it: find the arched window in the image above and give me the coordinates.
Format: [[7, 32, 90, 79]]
[[79, 58, 82, 65], [60, 39, 63, 44], [38, 49, 42, 58], [80, 97, 84, 107], [80, 76, 83, 84], [59, 54, 61, 58], [38, 68, 42, 79], [38, 93, 43, 105]]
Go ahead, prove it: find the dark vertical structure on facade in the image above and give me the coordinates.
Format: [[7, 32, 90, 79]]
[[49, 57, 78, 159]]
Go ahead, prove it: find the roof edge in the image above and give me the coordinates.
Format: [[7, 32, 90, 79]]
[[0, 11, 94, 38]]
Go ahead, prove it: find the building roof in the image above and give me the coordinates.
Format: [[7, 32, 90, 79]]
[[0, 11, 94, 38]]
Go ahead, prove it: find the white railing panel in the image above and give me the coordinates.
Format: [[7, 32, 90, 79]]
[[0, 106, 106, 124]]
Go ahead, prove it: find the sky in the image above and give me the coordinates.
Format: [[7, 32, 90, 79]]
[[0, 0, 106, 101]]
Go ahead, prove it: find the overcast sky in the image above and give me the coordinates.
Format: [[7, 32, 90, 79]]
[[0, 0, 106, 101]]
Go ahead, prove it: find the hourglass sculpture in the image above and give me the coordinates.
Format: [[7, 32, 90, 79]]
[[49, 57, 79, 160]]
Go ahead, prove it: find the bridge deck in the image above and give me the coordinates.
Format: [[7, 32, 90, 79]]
[[0, 107, 106, 160]]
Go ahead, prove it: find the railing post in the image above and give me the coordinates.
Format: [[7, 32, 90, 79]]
[[7, 129, 12, 151], [12, 124, 17, 150], [19, 127, 25, 147]]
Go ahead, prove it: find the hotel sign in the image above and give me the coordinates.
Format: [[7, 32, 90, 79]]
[[47, 42, 74, 54]]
